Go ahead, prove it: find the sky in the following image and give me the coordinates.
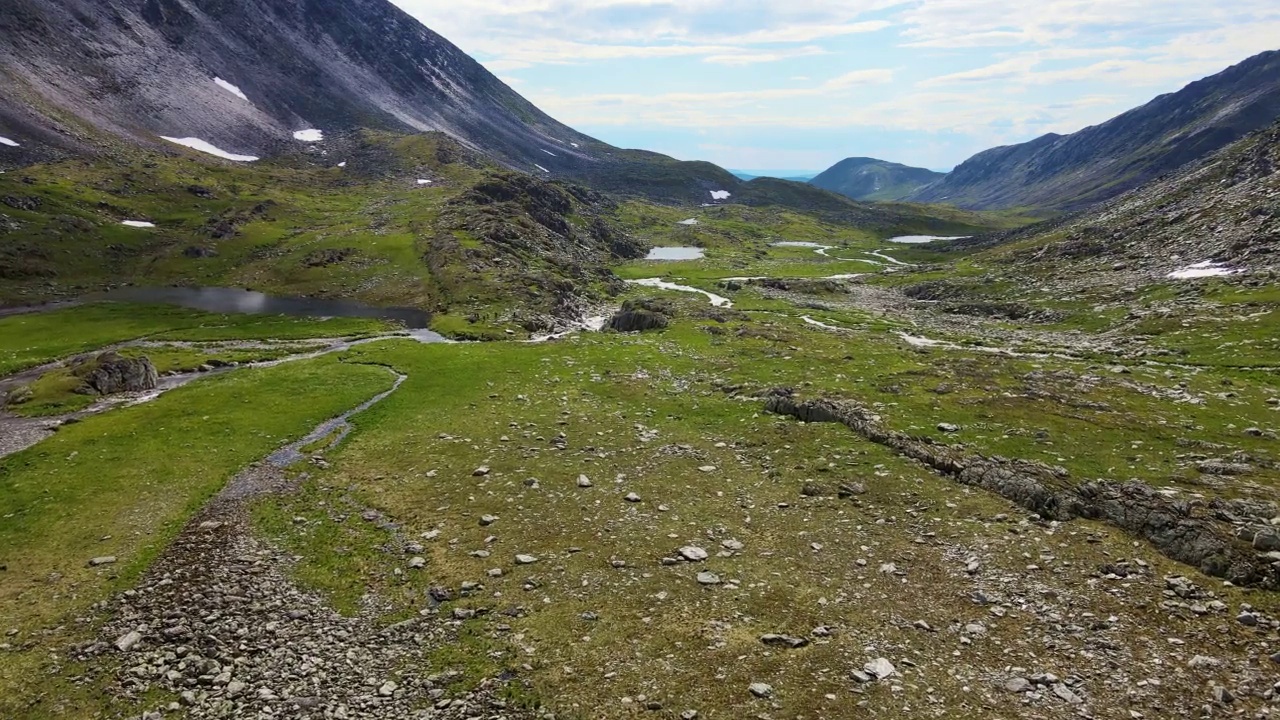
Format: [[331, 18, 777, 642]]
[[387, 1, 1280, 173]]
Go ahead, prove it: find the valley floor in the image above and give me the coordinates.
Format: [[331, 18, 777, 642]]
[[1, 241, 1279, 720]]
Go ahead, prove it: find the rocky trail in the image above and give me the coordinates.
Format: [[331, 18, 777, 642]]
[[69, 365, 532, 720]]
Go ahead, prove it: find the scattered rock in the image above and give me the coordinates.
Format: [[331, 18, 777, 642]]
[[515, 554, 539, 565], [114, 630, 142, 652], [89, 556, 117, 567], [759, 633, 809, 649], [696, 571, 721, 586], [678, 546, 708, 562], [864, 658, 896, 679], [748, 682, 773, 699]]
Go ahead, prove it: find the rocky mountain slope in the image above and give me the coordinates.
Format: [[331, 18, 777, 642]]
[[907, 50, 1280, 212], [809, 157, 945, 201], [957, 118, 1280, 287], [0, 0, 739, 203]]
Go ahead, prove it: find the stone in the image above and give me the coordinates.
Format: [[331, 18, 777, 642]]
[[1188, 655, 1220, 670], [1212, 686, 1234, 704], [75, 352, 159, 395], [1237, 612, 1259, 627], [88, 556, 117, 567], [864, 658, 896, 679], [479, 514, 498, 526], [114, 630, 142, 652], [759, 633, 809, 649], [1005, 677, 1031, 693], [226, 680, 247, 697], [515, 554, 539, 565], [577, 475, 593, 488], [408, 557, 426, 569], [678, 546, 708, 562], [1269, 652, 1280, 665], [680, 711, 699, 720], [624, 492, 642, 503], [937, 423, 960, 433], [1254, 530, 1280, 552], [378, 681, 398, 697], [696, 571, 721, 585], [748, 683, 773, 699], [721, 539, 744, 551], [1053, 684, 1082, 704]]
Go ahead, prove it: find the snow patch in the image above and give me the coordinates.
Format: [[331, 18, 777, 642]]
[[535, 164, 549, 173], [772, 241, 824, 247], [541, 149, 557, 157], [121, 221, 156, 228], [627, 278, 732, 308], [416, 179, 432, 185], [709, 190, 731, 201], [337, 161, 347, 168], [213, 77, 249, 102], [293, 128, 324, 142], [570, 142, 580, 148], [161, 136, 258, 162], [678, 218, 699, 226], [1168, 261, 1241, 280], [0, 136, 18, 147]]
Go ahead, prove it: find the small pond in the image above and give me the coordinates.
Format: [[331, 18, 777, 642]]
[[83, 286, 432, 328], [885, 235, 970, 244], [645, 246, 705, 261]]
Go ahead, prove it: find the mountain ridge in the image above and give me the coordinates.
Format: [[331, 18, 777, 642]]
[[0, 0, 744, 204], [906, 50, 1280, 211]]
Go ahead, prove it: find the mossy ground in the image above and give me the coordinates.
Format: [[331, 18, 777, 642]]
[[1, 145, 1277, 718]]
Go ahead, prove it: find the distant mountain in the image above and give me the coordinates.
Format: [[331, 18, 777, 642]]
[[0, 0, 737, 203], [809, 157, 945, 201], [907, 50, 1280, 211], [730, 170, 818, 182]]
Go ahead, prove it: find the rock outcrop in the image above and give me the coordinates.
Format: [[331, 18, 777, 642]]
[[607, 298, 673, 333], [74, 353, 159, 395], [765, 395, 1278, 589]]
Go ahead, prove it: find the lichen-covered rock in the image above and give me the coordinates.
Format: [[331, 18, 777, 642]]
[[607, 298, 674, 333], [73, 353, 159, 395]]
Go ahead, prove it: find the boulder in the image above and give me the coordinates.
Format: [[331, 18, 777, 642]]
[[74, 353, 159, 395]]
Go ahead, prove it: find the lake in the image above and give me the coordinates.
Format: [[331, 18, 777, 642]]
[[646, 247, 705, 260], [885, 235, 970, 244], [83, 286, 432, 328]]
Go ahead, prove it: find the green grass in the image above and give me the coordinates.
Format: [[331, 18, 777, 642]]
[[0, 356, 395, 719], [0, 302, 395, 375]]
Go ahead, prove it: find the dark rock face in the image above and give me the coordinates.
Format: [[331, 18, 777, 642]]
[[74, 352, 159, 395], [765, 395, 1278, 589], [908, 51, 1280, 211], [809, 157, 944, 202]]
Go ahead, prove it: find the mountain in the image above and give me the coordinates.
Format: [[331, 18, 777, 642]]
[[906, 50, 1280, 211], [809, 157, 946, 201], [955, 118, 1280, 283], [0, 0, 738, 203], [730, 170, 818, 182]]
